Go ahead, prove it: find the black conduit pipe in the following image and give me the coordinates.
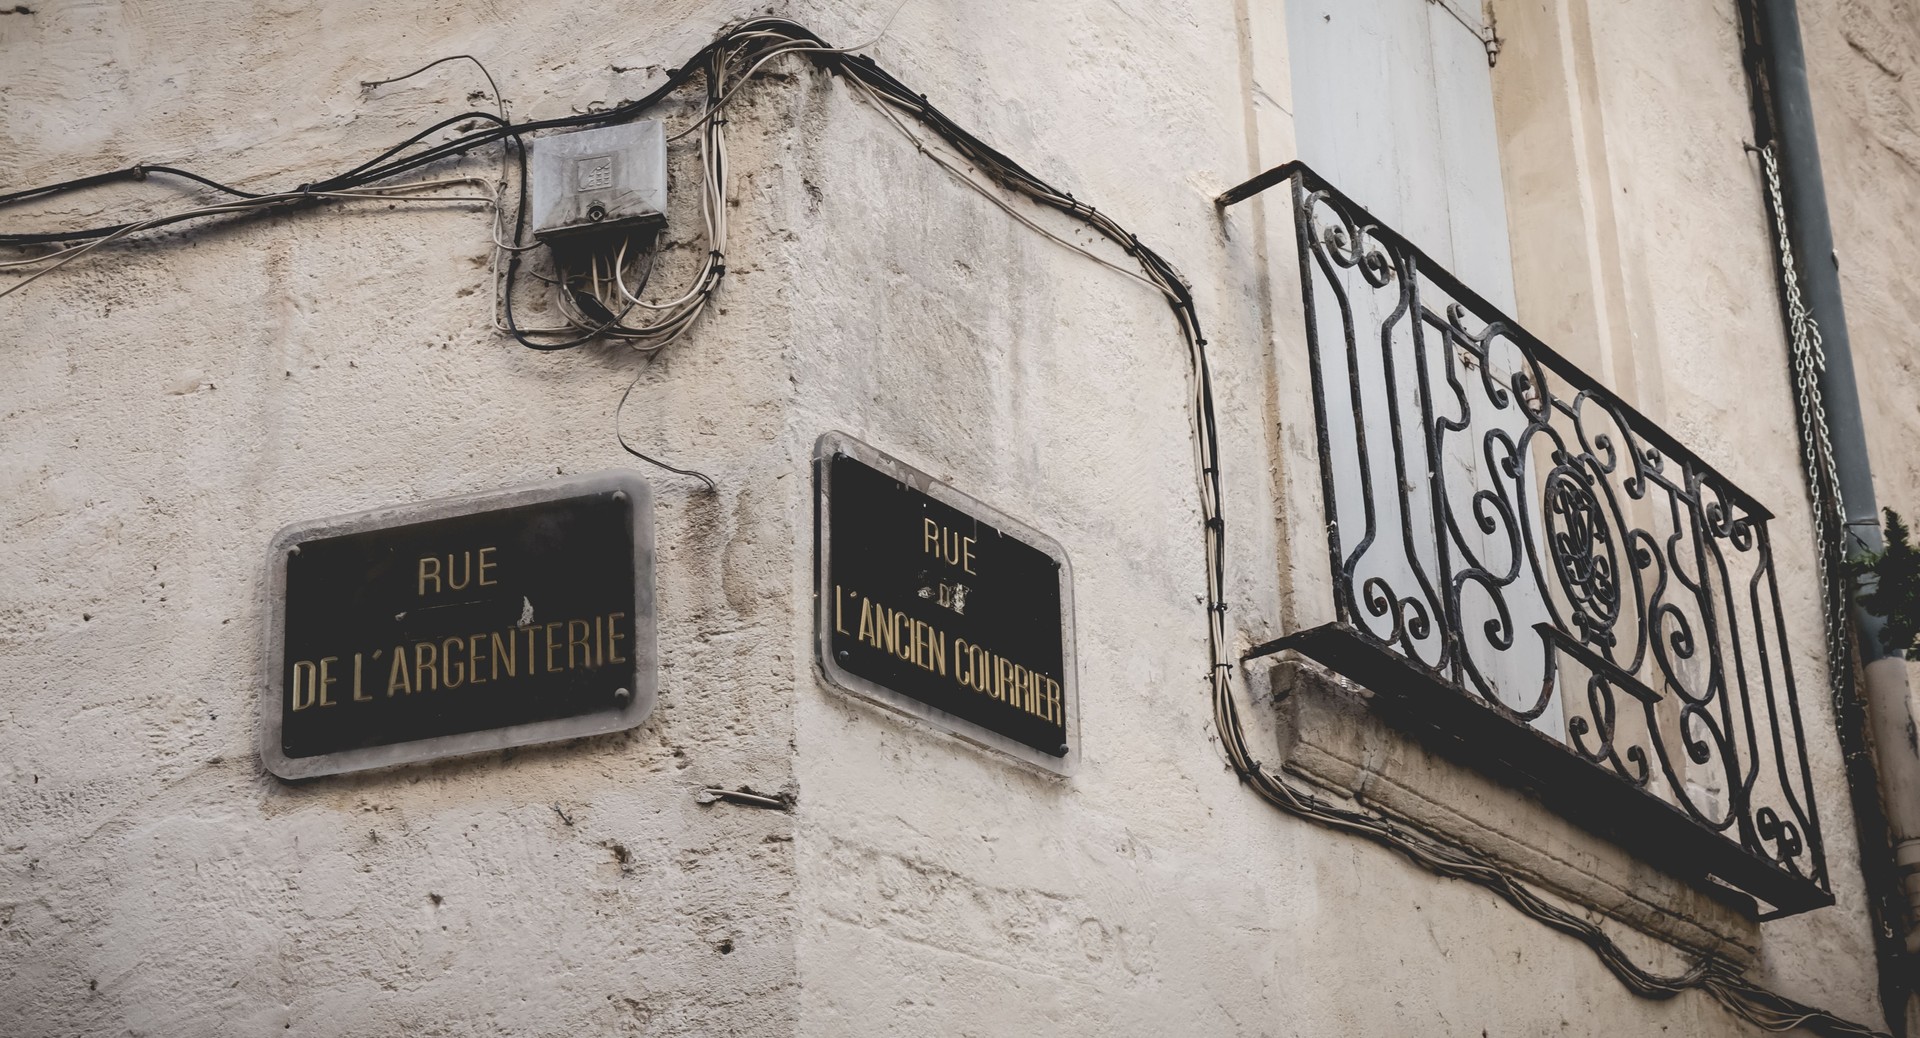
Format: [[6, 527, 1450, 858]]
[[1749, 0, 1920, 1031]]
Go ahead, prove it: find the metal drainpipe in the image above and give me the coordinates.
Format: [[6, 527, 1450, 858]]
[[1754, 0, 1920, 958]]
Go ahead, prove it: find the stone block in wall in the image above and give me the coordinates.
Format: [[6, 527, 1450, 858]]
[[1266, 658, 1761, 966]]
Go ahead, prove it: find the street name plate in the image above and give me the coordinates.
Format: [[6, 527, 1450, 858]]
[[263, 472, 656, 779], [815, 432, 1077, 773]]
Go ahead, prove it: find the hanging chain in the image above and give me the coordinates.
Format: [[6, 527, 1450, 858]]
[[1760, 143, 1854, 675]]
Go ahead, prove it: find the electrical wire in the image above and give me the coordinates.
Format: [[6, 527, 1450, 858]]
[[777, 27, 1884, 1037], [0, 21, 1893, 1033], [615, 370, 717, 493], [361, 54, 508, 125], [0, 109, 514, 250], [492, 45, 727, 358], [846, 75, 1176, 297], [0, 164, 264, 209], [362, 52, 526, 268], [0, 177, 497, 298], [663, 0, 910, 145]]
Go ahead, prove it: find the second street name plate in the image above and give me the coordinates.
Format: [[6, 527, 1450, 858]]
[[814, 432, 1078, 773], [262, 471, 657, 779]]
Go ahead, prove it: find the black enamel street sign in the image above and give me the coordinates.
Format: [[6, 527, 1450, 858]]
[[815, 433, 1077, 771], [262, 472, 656, 779]]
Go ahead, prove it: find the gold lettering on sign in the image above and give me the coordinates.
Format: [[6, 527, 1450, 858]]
[[607, 612, 629, 665], [446, 553, 472, 591], [567, 619, 591, 670], [317, 656, 339, 707], [292, 610, 635, 712], [467, 634, 485, 686], [418, 549, 498, 595], [387, 647, 412, 696], [892, 609, 913, 662], [844, 589, 955, 679], [921, 519, 978, 574], [490, 630, 516, 680], [442, 637, 466, 688], [879, 603, 900, 657], [954, 640, 979, 693], [414, 641, 440, 692], [926, 633, 1061, 724], [291, 660, 318, 711], [845, 576, 1106, 703], [417, 556, 442, 596], [927, 621, 947, 676]]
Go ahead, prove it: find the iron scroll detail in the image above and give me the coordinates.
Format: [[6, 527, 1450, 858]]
[[1261, 163, 1830, 916]]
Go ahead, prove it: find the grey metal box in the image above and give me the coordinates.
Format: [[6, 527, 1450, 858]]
[[527, 121, 668, 243]]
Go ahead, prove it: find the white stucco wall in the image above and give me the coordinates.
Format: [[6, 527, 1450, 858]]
[[1, 3, 807, 1034], [1802, 0, 1920, 767], [0, 0, 1905, 1035]]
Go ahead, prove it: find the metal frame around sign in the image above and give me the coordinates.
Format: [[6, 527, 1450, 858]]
[[813, 431, 1080, 776], [261, 470, 658, 780]]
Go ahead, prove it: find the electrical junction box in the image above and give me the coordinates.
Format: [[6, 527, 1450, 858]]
[[528, 121, 668, 243]]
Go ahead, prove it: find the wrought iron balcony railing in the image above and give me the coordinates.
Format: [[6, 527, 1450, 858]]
[[1240, 163, 1830, 917]]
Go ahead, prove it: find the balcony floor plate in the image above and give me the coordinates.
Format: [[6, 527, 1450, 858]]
[[1254, 623, 1834, 918]]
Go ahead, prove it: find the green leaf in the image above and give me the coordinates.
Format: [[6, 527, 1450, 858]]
[[1857, 509, 1920, 659]]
